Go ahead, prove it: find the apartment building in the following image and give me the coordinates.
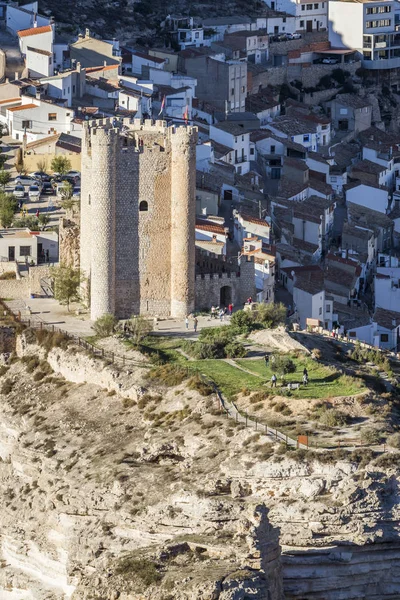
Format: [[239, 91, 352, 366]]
[[329, 0, 400, 69]]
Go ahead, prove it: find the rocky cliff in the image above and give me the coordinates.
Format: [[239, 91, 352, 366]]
[[0, 330, 399, 599]]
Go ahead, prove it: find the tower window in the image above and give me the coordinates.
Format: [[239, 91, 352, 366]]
[[139, 201, 148, 211]]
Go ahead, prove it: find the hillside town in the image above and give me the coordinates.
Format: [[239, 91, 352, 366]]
[[3, 2, 400, 600], [0, 0, 399, 353]]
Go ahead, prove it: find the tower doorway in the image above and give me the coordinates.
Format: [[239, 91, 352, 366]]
[[220, 285, 232, 307]]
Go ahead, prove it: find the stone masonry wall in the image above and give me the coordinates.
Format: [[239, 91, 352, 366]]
[[81, 119, 197, 321]]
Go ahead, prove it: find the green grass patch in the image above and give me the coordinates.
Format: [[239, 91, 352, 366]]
[[235, 357, 366, 399], [189, 360, 264, 399]]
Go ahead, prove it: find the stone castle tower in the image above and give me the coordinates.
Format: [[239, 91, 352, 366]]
[[80, 118, 198, 321]]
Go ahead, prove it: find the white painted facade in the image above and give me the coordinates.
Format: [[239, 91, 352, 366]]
[[0, 228, 58, 264], [209, 125, 251, 174], [329, 0, 400, 69], [293, 286, 334, 329], [374, 267, 400, 312], [131, 53, 165, 76], [234, 214, 271, 247], [362, 146, 395, 188], [255, 15, 296, 35], [6, 3, 51, 36], [18, 27, 53, 56], [346, 183, 389, 213], [263, 0, 327, 31], [26, 47, 53, 77], [5, 97, 77, 143]]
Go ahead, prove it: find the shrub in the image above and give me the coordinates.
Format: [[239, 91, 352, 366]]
[[1, 378, 13, 395], [93, 314, 117, 338], [126, 315, 153, 347], [360, 428, 382, 445], [270, 354, 296, 375], [22, 355, 40, 373], [147, 364, 188, 387], [188, 374, 214, 396], [315, 405, 348, 428], [387, 433, 400, 449], [225, 341, 246, 358], [0, 365, 9, 377], [311, 348, 322, 360], [255, 302, 286, 328], [115, 556, 162, 586], [230, 310, 255, 333], [0, 271, 16, 280]]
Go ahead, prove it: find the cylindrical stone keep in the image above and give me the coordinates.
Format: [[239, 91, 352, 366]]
[[169, 126, 197, 318], [89, 127, 119, 320]]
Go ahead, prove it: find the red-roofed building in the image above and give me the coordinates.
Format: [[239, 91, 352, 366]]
[[18, 24, 54, 59]]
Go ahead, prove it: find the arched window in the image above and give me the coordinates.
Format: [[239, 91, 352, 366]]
[[139, 201, 148, 212]]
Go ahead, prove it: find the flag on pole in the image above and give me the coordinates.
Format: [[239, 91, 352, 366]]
[[183, 105, 189, 124], [158, 95, 166, 116]]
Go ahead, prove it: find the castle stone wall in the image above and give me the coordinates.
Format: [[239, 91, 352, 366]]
[[80, 119, 198, 321]]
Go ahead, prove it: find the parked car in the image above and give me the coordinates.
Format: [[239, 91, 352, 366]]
[[15, 175, 39, 187], [28, 185, 41, 200], [13, 185, 25, 199], [56, 181, 70, 196], [322, 57, 339, 64], [29, 171, 51, 182], [41, 181, 54, 195], [66, 170, 81, 179]]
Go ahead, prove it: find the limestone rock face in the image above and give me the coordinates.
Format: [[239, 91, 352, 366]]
[[1, 332, 400, 599]]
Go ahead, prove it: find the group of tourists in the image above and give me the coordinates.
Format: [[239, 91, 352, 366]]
[[269, 363, 309, 388], [210, 304, 233, 320]]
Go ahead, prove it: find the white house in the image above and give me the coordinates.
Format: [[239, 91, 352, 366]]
[[131, 51, 166, 76], [5, 96, 77, 143], [345, 181, 389, 214], [18, 24, 54, 56], [234, 212, 271, 247], [195, 218, 227, 255], [264, 0, 328, 32], [0, 228, 58, 264], [293, 278, 334, 330], [329, 0, 400, 70], [347, 308, 400, 351], [6, 2, 51, 36], [268, 114, 331, 152], [210, 122, 251, 175], [374, 267, 400, 312], [255, 14, 296, 36]]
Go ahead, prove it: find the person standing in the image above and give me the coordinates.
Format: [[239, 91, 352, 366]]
[[193, 317, 198, 333], [185, 316, 189, 330]]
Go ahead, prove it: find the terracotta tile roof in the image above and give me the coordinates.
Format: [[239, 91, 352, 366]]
[[86, 65, 119, 73], [196, 219, 226, 235], [18, 25, 52, 38], [239, 213, 270, 227], [8, 103, 38, 112], [0, 97, 21, 105]]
